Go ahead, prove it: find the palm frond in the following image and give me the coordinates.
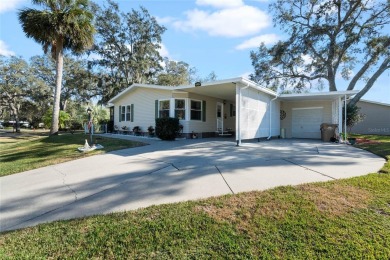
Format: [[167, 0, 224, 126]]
[[18, 8, 56, 51], [18, 0, 95, 54]]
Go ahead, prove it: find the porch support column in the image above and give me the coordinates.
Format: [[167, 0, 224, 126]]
[[344, 94, 347, 141], [236, 82, 250, 146], [235, 83, 240, 146], [338, 96, 342, 138]]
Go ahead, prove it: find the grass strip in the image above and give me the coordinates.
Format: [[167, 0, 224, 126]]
[[353, 134, 390, 173], [0, 173, 389, 259], [0, 133, 145, 176]]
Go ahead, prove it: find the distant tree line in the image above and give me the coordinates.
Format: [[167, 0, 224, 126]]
[[1, 0, 216, 133], [250, 0, 389, 106]]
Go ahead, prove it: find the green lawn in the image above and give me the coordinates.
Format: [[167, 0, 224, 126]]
[[0, 135, 389, 259], [354, 134, 390, 174], [0, 133, 145, 177]]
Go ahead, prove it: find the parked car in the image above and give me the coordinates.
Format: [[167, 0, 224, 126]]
[[20, 121, 30, 128], [0, 123, 4, 129]]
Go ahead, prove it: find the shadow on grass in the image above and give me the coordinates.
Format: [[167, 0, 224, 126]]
[[1, 137, 386, 233], [0, 133, 145, 176]]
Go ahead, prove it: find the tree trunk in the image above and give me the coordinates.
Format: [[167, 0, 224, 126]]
[[9, 103, 20, 133], [15, 117, 20, 133], [328, 69, 337, 91], [50, 38, 64, 135], [349, 57, 390, 107]]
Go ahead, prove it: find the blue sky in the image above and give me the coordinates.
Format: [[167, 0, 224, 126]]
[[0, 0, 389, 103]]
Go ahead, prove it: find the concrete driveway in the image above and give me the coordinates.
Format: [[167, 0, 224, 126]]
[[0, 136, 385, 232]]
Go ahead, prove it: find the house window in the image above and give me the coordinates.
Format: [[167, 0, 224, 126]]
[[126, 105, 131, 121], [159, 100, 170, 118], [175, 99, 186, 120], [190, 100, 202, 120], [121, 106, 126, 121], [230, 104, 236, 117]]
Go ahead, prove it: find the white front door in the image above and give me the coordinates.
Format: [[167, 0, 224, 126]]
[[292, 107, 323, 139], [216, 102, 223, 133]]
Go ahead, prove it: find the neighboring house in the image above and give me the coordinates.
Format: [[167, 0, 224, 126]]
[[108, 77, 358, 145], [351, 100, 390, 135]]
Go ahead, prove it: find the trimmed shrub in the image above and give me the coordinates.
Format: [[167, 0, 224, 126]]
[[155, 117, 180, 140], [343, 104, 366, 133], [133, 126, 142, 136], [147, 126, 155, 136]]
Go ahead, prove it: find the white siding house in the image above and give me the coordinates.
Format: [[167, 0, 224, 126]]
[[108, 77, 359, 144]]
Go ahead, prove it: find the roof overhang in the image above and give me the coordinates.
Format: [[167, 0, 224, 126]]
[[108, 83, 175, 103], [359, 99, 390, 107], [108, 77, 277, 104], [107, 77, 360, 105], [176, 77, 277, 102], [279, 90, 359, 101]]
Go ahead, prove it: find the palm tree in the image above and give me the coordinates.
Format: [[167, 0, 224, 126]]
[[19, 0, 95, 135]]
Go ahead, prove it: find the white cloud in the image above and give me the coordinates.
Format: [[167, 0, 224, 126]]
[[155, 16, 175, 25], [158, 43, 170, 58], [195, 0, 243, 8], [174, 6, 270, 38], [0, 0, 26, 13], [0, 40, 15, 56], [235, 34, 280, 50]]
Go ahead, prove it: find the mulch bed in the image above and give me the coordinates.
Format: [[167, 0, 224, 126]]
[[356, 138, 381, 145]]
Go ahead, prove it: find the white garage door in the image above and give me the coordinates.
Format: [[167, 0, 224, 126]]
[[292, 107, 323, 139]]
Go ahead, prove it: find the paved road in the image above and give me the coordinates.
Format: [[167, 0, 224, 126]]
[[0, 136, 385, 232]]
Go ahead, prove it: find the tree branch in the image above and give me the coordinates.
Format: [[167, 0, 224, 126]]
[[347, 37, 390, 91], [349, 57, 390, 106]]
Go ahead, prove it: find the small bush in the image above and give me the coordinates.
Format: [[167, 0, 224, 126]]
[[43, 109, 71, 129], [155, 117, 180, 140], [70, 122, 83, 130], [133, 126, 142, 136], [343, 104, 366, 133], [147, 126, 155, 136]]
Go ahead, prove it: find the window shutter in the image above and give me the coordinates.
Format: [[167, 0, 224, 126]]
[[202, 100, 206, 122], [155, 100, 158, 119], [119, 105, 122, 122], [131, 104, 134, 122], [230, 104, 233, 117]]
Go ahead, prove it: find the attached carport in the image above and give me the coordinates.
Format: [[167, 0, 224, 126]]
[[178, 78, 279, 145], [278, 91, 359, 139], [175, 79, 359, 142]]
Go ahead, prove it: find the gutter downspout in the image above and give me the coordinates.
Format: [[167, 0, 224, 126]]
[[237, 83, 250, 146], [267, 95, 279, 140]]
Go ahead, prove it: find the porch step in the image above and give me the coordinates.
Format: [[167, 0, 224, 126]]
[[215, 130, 233, 136], [218, 133, 233, 136]]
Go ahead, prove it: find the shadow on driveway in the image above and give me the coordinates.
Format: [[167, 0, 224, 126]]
[[0, 137, 385, 232]]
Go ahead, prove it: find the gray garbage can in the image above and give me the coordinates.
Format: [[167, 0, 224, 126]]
[[320, 123, 338, 142], [280, 128, 286, 139]]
